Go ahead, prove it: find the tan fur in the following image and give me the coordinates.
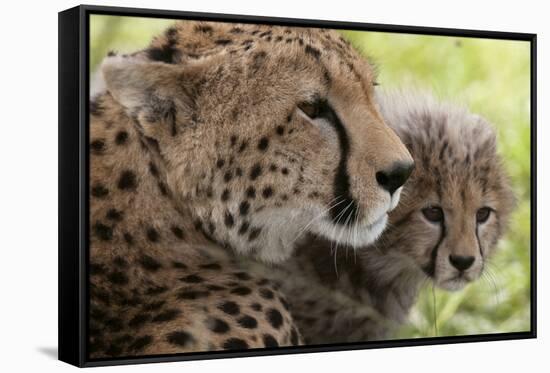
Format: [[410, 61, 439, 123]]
[[244, 90, 515, 344], [88, 22, 411, 358]]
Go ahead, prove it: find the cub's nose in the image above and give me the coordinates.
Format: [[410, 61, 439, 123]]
[[449, 255, 475, 271], [376, 161, 414, 195]]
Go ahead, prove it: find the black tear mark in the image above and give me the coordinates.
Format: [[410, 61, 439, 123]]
[[422, 221, 447, 277], [317, 100, 359, 226]]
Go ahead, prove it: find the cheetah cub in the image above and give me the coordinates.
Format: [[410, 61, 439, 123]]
[[245, 91, 515, 344]]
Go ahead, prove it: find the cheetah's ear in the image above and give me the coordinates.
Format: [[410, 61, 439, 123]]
[[101, 55, 200, 137]]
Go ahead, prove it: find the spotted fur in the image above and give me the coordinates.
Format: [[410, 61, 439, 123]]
[[88, 21, 412, 358]]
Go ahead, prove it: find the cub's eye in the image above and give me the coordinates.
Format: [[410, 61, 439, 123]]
[[476, 207, 492, 223], [298, 101, 322, 119], [422, 206, 444, 223], [373, 81, 380, 87]]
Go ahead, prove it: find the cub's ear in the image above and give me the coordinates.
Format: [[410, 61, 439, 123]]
[[101, 55, 199, 138]]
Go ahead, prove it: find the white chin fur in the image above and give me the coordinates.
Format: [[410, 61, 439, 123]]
[[309, 214, 388, 248], [438, 277, 468, 291]]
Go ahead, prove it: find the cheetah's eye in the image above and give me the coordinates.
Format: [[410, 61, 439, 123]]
[[476, 207, 492, 223], [422, 206, 444, 223], [298, 100, 323, 120]]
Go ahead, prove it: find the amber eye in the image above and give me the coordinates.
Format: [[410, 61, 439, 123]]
[[298, 101, 322, 119], [476, 207, 492, 223], [422, 206, 444, 223]]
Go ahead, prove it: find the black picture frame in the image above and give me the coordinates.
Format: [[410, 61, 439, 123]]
[[58, 4, 537, 368]]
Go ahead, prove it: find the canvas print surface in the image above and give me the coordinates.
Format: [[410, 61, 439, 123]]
[[87, 14, 531, 360]]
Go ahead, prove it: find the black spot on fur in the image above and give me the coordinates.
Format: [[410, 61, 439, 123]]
[[262, 186, 274, 199], [231, 286, 252, 296], [239, 201, 250, 216], [276, 126, 285, 136], [266, 308, 283, 329], [147, 29, 179, 64], [238, 315, 258, 329], [230, 135, 238, 146], [93, 222, 113, 241], [223, 170, 233, 182], [263, 334, 279, 348], [139, 255, 162, 272], [177, 289, 210, 300], [248, 227, 261, 241], [113, 256, 127, 268], [280, 297, 290, 311], [230, 27, 243, 34], [89, 263, 106, 276], [117, 170, 137, 190], [221, 189, 231, 202], [106, 208, 123, 222], [209, 318, 230, 333], [146, 227, 160, 242], [223, 338, 249, 350], [152, 309, 181, 323], [129, 313, 151, 328], [218, 301, 240, 315], [180, 274, 204, 283], [123, 232, 134, 245], [128, 335, 153, 352], [281, 168, 289, 175], [115, 131, 128, 145], [149, 162, 159, 177], [224, 211, 235, 228], [238, 141, 248, 153], [195, 24, 213, 33], [90, 139, 105, 154], [206, 284, 226, 291], [201, 263, 222, 270], [258, 137, 269, 151], [250, 164, 262, 180], [171, 226, 185, 240], [251, 303, 263, 312], [238, 221, 250, 235], [215, 39, 232, 45], [246, 186, 256, 199], [107, 271, 128, 285], [91, 184, 109, 198], [259, 288, 274, 299], [145, 286, 168, 295], [269, 164, 278, 172], [166, 331, 193, 347], [143, 300, 166, 311], [216, 159, 225, 168], [234, 272, 252, 281], [172, 261, 187, 269]]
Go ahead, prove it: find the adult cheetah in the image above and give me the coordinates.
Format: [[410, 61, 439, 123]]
[[88, 22, 413, 358], [243, 91, 515, 344]]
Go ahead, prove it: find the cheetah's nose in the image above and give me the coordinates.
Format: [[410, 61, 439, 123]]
[[376, 161, 414, 195], [449, 255, 475, 271]]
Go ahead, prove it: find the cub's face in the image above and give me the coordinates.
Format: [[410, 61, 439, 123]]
[[101, 22, 413, 262], [377, 101, 515, 291]]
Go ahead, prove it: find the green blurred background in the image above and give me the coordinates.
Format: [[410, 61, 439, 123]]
[[90, 15, 531, 338]]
